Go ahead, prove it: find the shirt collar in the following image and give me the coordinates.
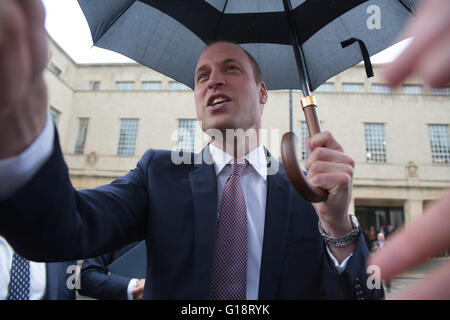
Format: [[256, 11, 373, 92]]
[[208, 143, 268, 181]]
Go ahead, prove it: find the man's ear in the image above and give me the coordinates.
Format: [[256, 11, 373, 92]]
[[259, 81, 268, 104]]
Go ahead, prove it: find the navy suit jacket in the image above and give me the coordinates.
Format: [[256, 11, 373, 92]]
[[78, 242, 141, 300], [0, 133, 383, 300]]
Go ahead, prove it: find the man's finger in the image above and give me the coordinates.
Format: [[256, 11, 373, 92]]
[[307, 131, 344, 153], [131, 286, 144, 298], [368, 191, 450, 281], [307, 172, 352, 194], [307, 161, 353, 179], [305, 147, 354, 171]]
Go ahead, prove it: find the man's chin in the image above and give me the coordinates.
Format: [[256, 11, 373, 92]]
[[201, 120, 234, 134]]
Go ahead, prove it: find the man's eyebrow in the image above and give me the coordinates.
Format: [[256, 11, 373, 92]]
[[195, 58, 243, 75], [195, 64, 209, 75], [222, 58, 241, 65]]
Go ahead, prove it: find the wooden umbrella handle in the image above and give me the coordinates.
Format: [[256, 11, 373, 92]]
[[281, 97, 328, 203]]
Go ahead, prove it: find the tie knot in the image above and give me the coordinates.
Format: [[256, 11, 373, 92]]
[[230, 159, 248, 177]]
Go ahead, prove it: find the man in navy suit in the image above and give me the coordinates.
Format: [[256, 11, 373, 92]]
[[0, 1, 382, 300], [78, 241, 144, 300]]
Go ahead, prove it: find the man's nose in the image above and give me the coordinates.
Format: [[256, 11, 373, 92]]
[[207, 70, 225, 89]]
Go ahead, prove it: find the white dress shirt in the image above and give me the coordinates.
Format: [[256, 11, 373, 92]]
[[0, 115, 352, 299], [0, 111, 54, 201], [0, 236, 46, 300]]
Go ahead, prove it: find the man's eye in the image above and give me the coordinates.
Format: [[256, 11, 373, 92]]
[[198, 73, 208, 81], [227, 65, 239, 71]]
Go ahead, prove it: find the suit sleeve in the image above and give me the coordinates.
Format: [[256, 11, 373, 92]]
[[0, 131, 151, 262], [320, 233, 385, 300], [78, 254, 131, 300]]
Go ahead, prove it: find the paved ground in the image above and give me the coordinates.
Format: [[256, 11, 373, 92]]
[[384, 257, 449, 299]]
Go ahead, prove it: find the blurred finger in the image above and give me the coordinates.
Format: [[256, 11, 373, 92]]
[[0, 0, 31, 108], [17, 0, 46, 28], [369, 191, 450, 281], [383, 0, 450, 87], [16, 0, 47, 78], [416, 30, 450, 87], [391, 261, 450, 300]]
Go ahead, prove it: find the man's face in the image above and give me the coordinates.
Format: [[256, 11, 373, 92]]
[[194, 42, 267, 134]]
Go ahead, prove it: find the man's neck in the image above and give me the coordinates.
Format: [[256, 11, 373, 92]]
[[210, 131, 261, 158]]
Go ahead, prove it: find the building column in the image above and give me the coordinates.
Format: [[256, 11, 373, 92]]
[[404, 199, 423, 224], [349, 198, 355, 214]]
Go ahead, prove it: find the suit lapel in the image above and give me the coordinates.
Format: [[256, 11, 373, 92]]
[[189, 147, 218, 299], [258, 152, 292, 299]]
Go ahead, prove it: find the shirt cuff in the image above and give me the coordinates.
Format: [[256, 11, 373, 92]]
[[0, 110, 55, 201], [326, 245, 353, 274], [127, 278, 139, 300]]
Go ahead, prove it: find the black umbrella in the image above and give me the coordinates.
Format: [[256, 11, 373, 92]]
[[78, 0, 417, 201]]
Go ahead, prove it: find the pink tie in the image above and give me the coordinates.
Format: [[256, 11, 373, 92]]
[[211, 159, 248, 300]]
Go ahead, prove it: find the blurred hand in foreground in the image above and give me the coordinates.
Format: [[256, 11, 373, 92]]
[[375, 0, 450, 300], [383, 0, 450, 88], [368, 191, 450, 299]]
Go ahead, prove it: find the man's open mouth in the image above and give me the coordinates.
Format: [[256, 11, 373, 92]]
[[207, 94, 231, 111]]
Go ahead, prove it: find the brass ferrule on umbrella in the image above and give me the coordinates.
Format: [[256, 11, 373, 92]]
[[300, 96, 317, 109]]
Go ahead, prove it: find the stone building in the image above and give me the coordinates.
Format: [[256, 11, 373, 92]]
[[45, 34, 450, 233]]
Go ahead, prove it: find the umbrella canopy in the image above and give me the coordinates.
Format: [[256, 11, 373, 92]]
[[78, 0, 417, 91]]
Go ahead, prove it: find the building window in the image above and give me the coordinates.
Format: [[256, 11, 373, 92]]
[[365, 123, 387, 163], [177, 119, 196, 152], [300, 121, 324, 160], [169, 81, 190, 91], [49, 62, 63, 79], [342, 83, 364, 93], [89, 81, 100, 91], [314, 83, 334, 93], [371, 84, 392, 94], [301, 121, 308, 160], [49, 107, 60, 126], [115, 82, 135, 91], [142, 81, 162, 91], [432, 87, 450, 95], [402, 85, 423, 94], [117, 119, 139, 156], [74, 118, 89, 154], [428, 124, 449, 165]]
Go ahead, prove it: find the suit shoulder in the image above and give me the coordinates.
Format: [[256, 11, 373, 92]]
[[137, 149, 197, 171]]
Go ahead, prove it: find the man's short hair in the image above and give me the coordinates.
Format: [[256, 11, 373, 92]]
[[206, 40, 263, 84]]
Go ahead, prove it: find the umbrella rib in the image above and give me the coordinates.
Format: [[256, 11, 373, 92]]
[[398, 0, 416, 15], [213, 0, 229, 41], [92, 0, 137, 44]]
